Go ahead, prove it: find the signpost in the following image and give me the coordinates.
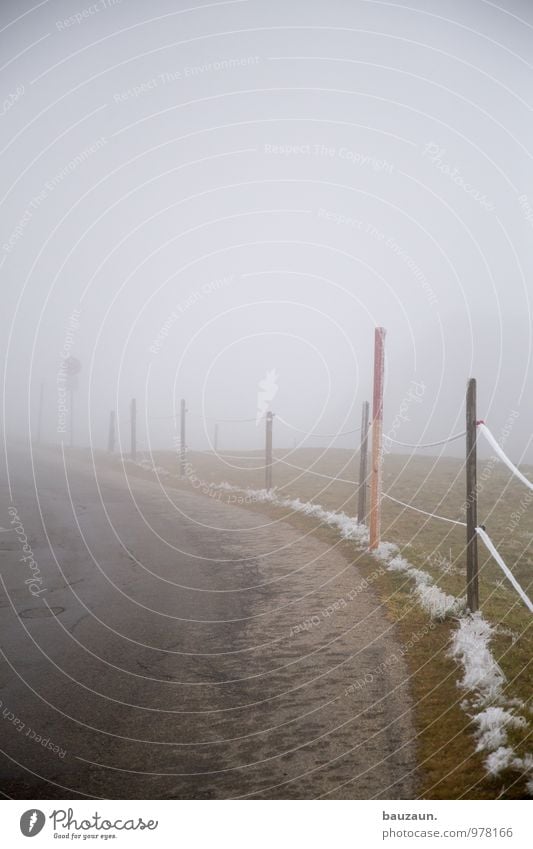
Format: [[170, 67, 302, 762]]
[[63, 356, 81, 448]]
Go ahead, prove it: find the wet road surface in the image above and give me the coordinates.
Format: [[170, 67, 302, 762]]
[[0, 446, 417, 799]]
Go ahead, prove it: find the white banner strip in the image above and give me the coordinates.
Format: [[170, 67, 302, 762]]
[[3, 799, 532, 847], [476, 526, 533, 613], [478, 423, 533, 492]]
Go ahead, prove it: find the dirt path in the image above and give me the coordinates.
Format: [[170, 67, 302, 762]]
[[0, 448, 417, 798]]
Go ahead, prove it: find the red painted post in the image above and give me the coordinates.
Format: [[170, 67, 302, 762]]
[[180, 399, 187, 477]]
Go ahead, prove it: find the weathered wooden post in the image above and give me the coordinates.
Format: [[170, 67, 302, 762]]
[[69, 388, 74, 448], [130, 398, 137, 461], [107, 411, 116, 453], [64, 356, 81, 448], [369, 327, 386, 550], [466, 378, 479, 612], [265, 411, 273, 491], [357, 400, 370, 524], [180, 398, 187, 477]]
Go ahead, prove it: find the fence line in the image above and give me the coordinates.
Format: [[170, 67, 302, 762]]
[[476, 526, 533, 613], [385, 430, 466, 449], [478, 423, 533, 492], [382, 492, 467, 527], [203, 416, 259, 424], [275, 456, 359, 486], [275, 414, 361, 437], [103, 351, 532, 615]]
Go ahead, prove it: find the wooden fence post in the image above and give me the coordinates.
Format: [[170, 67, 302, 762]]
[[357, 400, 370, 524], [180, 399, 187, 477], [214, 423, 219, 453], [265, 411, 273, 491], [466, 378, 479, 612], [369, 327, 386, 550], [69, 388, 74, 448]]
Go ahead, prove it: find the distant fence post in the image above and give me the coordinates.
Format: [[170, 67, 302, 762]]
[[466, 378, 479, 612], [64, 357, 81, 448], [37, 382, 44, 445], [108, 411, 116, 453], [69, 388, 74, 448], [369, 327, 386, 550], [130, 399, 137, 461], [265, 411, 273, 491], [214, 422, 219, 453], [357, 400, 370, 524], [180, 398, 187, 477]]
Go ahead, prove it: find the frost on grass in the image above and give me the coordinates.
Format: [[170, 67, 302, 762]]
[[474, 707, 526, 753], [513, 755, 533, 794], [294, 500, 369, 544], [387, 555, 410, 572], [485, 746, 515, 776], [381, 555, 464, 619], [449, 613, 505, 705], [414, 584, 465, 620], [449, 614, 532, 786], [373, 541, 399, 562], [218, 486, 371, 545], [486, 746, 533, 780]]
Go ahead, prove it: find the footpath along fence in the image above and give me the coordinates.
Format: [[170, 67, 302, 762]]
[[107, 327, 532, 616]]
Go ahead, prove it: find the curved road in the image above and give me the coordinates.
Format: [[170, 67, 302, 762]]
[[0, 446, 417, 799]]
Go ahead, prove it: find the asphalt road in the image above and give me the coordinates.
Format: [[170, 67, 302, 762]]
[[0, 445, 417, 799]]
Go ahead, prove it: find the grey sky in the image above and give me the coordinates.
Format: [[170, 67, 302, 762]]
[[1, 0, 532, 459]]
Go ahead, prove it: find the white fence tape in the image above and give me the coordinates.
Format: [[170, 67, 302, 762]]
[[478, 423, 533, 492], [385, 430, 466, 449], [383, 492, 466, 526], [476, 526, 533, 613], [276, 415, 360, 437], [276, 456, 359, 485]]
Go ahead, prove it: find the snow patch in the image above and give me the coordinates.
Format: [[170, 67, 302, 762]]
[[414, 584, 465, 620], [387, 555, 410, 572], [474, 707, 526, 753], [449, 613, 505, 705], [485, 746, 515, 776], [449, 615, 532, 788], [382, 556, 463, 619], [373, 541, 399, 562], [213, 484, 370, 545]]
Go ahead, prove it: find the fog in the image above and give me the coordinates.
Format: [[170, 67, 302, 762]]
[[2, 0, 532, 460]]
